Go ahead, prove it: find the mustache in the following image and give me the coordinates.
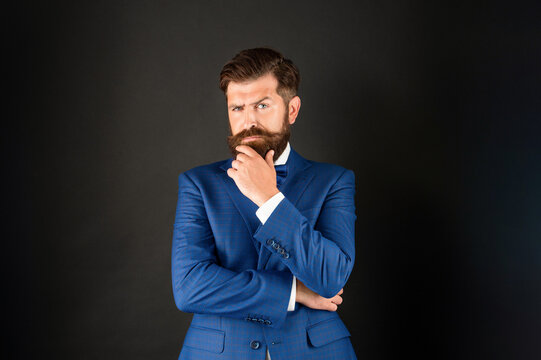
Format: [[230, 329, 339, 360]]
[[228, 126, 280, 141]]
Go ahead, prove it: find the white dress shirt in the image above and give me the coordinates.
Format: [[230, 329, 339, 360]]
[[253, 142, 295, 360]]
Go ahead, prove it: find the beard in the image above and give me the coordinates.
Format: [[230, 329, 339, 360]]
[[227, 113, 291, 162]]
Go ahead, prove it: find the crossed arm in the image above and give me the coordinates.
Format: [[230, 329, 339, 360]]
[[172, 148, 356, 328]]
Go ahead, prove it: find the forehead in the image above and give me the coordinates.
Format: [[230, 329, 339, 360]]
[[226, 73, 280, 103]]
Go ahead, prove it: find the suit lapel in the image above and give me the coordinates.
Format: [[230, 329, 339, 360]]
[[217, 158, 263, 253], [278, 147, 315, 209]]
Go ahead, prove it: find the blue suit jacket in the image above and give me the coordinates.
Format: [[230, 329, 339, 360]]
[[172, 146, 357, 359]]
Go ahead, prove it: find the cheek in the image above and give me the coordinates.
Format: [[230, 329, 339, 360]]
[[262, 109, 284, 132], [228, 115, 242, 133]]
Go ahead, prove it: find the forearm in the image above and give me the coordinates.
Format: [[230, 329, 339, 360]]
[[254, 199, 354, 297], [172, 256, 292, 328], [253, 170, 356, 298]]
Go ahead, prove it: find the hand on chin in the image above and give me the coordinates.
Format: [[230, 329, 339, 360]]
[[240, 137, 270, 159]]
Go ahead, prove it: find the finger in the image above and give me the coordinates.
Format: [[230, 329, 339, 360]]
[[265, 150, 275, 168], [331, 295, 343, 305], [235, 145, 259, 157], [231, 159, 242, 169], [337, 288, 344, 296], [328, 302, 338, 312], [226, 168, 236, 179], [316, 297, 337, 312], [235, 153, 249, 162]]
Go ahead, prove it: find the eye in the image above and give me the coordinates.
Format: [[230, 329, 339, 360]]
[[232, 106, 242, 111], [257, 103, 268, 109]]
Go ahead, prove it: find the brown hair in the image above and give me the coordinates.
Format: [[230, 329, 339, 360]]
[[219, 47, 300, 103]]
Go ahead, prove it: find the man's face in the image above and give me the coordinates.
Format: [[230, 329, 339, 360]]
[[226, 73, 298, 161]]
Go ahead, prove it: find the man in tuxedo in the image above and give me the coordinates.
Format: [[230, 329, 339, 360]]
[[172, 48, 357, 359]]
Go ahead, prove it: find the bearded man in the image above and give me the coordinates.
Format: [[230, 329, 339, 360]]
[[171, 48, 357, 359]]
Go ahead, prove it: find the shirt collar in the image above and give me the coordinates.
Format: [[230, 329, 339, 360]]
[[274, 142, 290, 165]]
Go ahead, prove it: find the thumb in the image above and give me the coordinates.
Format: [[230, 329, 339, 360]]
[[265, 150, 275, 168]]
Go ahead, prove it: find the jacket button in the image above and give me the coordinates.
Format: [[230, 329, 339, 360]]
[[272, 243, 280, 250], [264, 320, 272, 325], [278, 248, 285, 255], [283, 252, 290, 259], [266, 239, 274, 245], [245, 317, 252, 321], [250, 340, 261, 350]]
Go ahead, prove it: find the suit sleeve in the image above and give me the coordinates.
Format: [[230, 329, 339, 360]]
[[253, 169, 356, 298], [171, 172, 292, 329]]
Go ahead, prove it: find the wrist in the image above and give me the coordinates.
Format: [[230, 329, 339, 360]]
[[295, 278, 304, 304], [255, 188, 280, 207]]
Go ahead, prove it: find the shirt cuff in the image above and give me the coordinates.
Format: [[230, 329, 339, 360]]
[[287, 275, 296, 311], [255, 192, 285, 225]]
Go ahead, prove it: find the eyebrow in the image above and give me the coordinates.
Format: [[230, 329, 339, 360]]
[[229, 96, 272, 109]]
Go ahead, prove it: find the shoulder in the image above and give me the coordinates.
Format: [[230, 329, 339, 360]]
[[305, 158, 355, 186], [308, 159, 350, 175], [291, 146, 354, 184]]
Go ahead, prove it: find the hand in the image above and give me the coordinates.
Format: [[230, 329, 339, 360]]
[[295, 278, 344, 312], [226, 145, 280, 207]]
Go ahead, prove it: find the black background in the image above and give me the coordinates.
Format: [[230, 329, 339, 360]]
[[6, 1, 540, 359]]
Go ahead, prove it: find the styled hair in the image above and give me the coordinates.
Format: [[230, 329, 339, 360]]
[[219, 47, 300, 103]]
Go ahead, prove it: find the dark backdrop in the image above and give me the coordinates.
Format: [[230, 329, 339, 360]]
[[7, 1, 540, 359]]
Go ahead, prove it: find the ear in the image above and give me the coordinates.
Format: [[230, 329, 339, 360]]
[[287, 96, 301, 125]]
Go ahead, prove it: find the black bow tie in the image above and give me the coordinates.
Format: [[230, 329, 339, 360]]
[[274, 164, 288, 187]]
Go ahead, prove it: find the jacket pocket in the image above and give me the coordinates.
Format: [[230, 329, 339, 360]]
[[183, 326, 225, 353], [306, 317, 351, 347]]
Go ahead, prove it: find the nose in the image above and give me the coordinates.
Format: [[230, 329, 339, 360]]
[[243, 108, 258, 130]]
